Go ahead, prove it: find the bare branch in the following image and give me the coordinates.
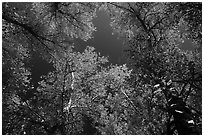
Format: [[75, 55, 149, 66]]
[[108, 2, 134, 14]]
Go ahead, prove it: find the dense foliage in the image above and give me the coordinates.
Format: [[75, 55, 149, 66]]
[[2, 2, 202, 135], [105, 2, 202, 134]]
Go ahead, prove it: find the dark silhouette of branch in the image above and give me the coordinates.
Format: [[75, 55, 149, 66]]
[[2, 14, 57, 60]]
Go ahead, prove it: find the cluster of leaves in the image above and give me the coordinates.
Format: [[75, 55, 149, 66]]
[[2, 2, 98, 61], [177, 2, 202, 45], [2, 42, 34, 134]]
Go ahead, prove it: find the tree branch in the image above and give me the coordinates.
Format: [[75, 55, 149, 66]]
[[108, 2, 134, 14], [2, 15, 57, 60], [179, 83, 188, 96], [3, 15, 55, 44], [120, 89, 138, 113]]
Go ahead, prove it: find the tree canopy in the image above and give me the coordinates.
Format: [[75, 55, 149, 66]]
[[2, 2, 202, 135]]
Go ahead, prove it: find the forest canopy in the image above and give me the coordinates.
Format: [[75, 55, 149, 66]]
[[2, 2, 202, 135]]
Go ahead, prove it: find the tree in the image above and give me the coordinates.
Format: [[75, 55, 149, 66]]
[[2, 2, 99, 117], [2, 36, 35, 134], [35, 47, 135, 135], [2, 2, 99, 101], [105, 2, 202, 134], [2, 2, 98, 134], [2, 45, 135, 135], [2, 2, 98, 61], [2, 2, 201, 135]]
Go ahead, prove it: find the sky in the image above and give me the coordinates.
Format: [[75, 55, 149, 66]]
[[76, 9, 124, 64]]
